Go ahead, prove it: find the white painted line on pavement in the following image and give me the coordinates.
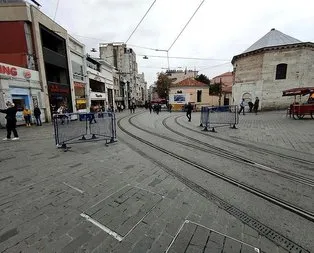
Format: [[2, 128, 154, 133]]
[[63, 182, 84, 194], [80, 213, 123, 241], [165, 220, 188, 253]]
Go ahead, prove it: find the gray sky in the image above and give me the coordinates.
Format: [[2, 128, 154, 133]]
[[40, 0, 314, 85]]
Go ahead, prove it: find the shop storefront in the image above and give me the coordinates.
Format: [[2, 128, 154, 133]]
[[47, 82, 72, 114], [74, 81, 87, 112], [90, 92, 107, 112], [0, 62, 44, 127]]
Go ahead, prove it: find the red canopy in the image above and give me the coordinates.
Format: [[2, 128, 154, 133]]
[[151, 98, 167, 104], [282, 87, 314, 96]]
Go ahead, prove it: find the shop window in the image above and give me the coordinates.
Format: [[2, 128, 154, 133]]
[[275, 63, 287, 80], [197, 90, 202, 102]]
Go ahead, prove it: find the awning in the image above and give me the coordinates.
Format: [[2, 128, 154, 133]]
[[282, 87, 314, 96]]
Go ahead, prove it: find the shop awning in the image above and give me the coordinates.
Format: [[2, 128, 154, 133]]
[[282, 87, 314, 96]]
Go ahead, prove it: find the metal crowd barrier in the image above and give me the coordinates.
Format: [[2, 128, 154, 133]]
[[200, 105, 239, 132], [53, 112, 116, 149]]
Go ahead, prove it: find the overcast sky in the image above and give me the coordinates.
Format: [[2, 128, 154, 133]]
[[40, 0, 314, 86]]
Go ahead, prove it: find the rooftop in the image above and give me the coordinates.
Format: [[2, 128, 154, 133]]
[[243, 28, 301, 53], [171, 78, 207, 87]]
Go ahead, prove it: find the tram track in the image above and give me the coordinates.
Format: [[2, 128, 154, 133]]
[[161, 116, 314, 187], [174, 115, 314, 166], [117, 113, 312, 253]]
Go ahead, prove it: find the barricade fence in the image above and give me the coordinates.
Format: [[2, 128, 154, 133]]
[[53, 112, 116, 149], [200, 105, 239, 132]]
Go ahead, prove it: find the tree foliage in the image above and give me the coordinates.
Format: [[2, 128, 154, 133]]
[[195, 74, 211, 85], [209, 83, 222, 95], [156, 73, 172, 99]]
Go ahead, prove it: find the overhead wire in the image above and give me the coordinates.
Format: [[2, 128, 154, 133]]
[[125, 0, 157, 43], [53, 0, 60, 21], [168, 0, 206, 51], [137, 54, 229, 61]]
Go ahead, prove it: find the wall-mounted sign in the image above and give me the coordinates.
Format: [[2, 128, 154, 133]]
[[48, 84, 70, 94], [23, 70, 32, 79], [0, 62, 39, 81]]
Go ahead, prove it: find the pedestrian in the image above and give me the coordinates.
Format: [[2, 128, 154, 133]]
[[169, 104, 172, 113], [238, 99, 245, 115], [23, 107, 32, 126], [34, 106, 42, 126], [253, 97, 259, 114], [121, 104, 124, 111], [186, 102, 193, 122], [132, 103, 136, 113], [149, 103, 152, 114], [155, 104, 160, 115], [0, 101, 19, 141], [248, 101, 254, 113]]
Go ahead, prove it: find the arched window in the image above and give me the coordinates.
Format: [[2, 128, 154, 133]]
[[276, 63, 287, 80]]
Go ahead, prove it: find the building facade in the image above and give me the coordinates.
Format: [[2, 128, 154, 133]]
[[169, 78, 219, 111], [0, 1, 74, 121], [68, 35, 87, 112], [232, 28, 314, 110], [166, 69, 198, 84], [86, 56, 115, 112], [211, 71, 233, 105], [99, 43, 146, 108], [0, 62, 44, 127]]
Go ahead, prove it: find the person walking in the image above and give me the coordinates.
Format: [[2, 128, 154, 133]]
[[23, 107, 32, 126], [0, 101, 19, 140], [253, 97, 259, 114], [186, 102, 193, 122], [248, 101, 254, 113], [149, 103, 152, 114], [238, 99, 245, 115], [34, 106, 42, 126], [169, 104, 172, 113]]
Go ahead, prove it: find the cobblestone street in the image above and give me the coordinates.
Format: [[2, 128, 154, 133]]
[[0, 110, 313, 253]]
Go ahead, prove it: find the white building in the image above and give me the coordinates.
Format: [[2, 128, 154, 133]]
[[232, 28, 314, 110], [99, 43, 144, 107], [68, 35, 87, 112], [86, 56, 115, 111], [0, 62, 44, 127]]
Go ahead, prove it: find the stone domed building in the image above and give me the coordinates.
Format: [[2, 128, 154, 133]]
[[232, 28, 314, 110]]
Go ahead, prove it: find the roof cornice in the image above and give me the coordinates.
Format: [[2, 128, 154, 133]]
[[231, 42, 314, 64]]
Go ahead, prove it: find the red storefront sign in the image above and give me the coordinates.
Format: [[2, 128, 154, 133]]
[[48, 84, 70, 94], [0, 64, 17, 76]]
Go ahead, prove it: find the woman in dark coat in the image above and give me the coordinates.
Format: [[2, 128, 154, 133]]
[[0, 101, 19, 140]]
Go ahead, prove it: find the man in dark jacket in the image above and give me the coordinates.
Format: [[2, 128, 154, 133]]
[[34, 106, 42, 126], [0, 101, 19, 140], [186, 102, 193, 122]]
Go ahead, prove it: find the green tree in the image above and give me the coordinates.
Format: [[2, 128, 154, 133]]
[[156, 73, 172, 99], [195, 74, 211, 85]]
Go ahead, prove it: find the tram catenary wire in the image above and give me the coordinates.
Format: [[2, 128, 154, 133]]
[[117, 113, 312, 253]]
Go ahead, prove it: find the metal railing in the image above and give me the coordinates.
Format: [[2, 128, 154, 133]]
[[200, 105, 239, 132], [53, 112, 116, 149]]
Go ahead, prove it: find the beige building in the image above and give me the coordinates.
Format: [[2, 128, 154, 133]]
[[169, 78, 219, 111], [166, 69, 198, 84], [232, 28, 314, 110], [211, 71, 233, 105]]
